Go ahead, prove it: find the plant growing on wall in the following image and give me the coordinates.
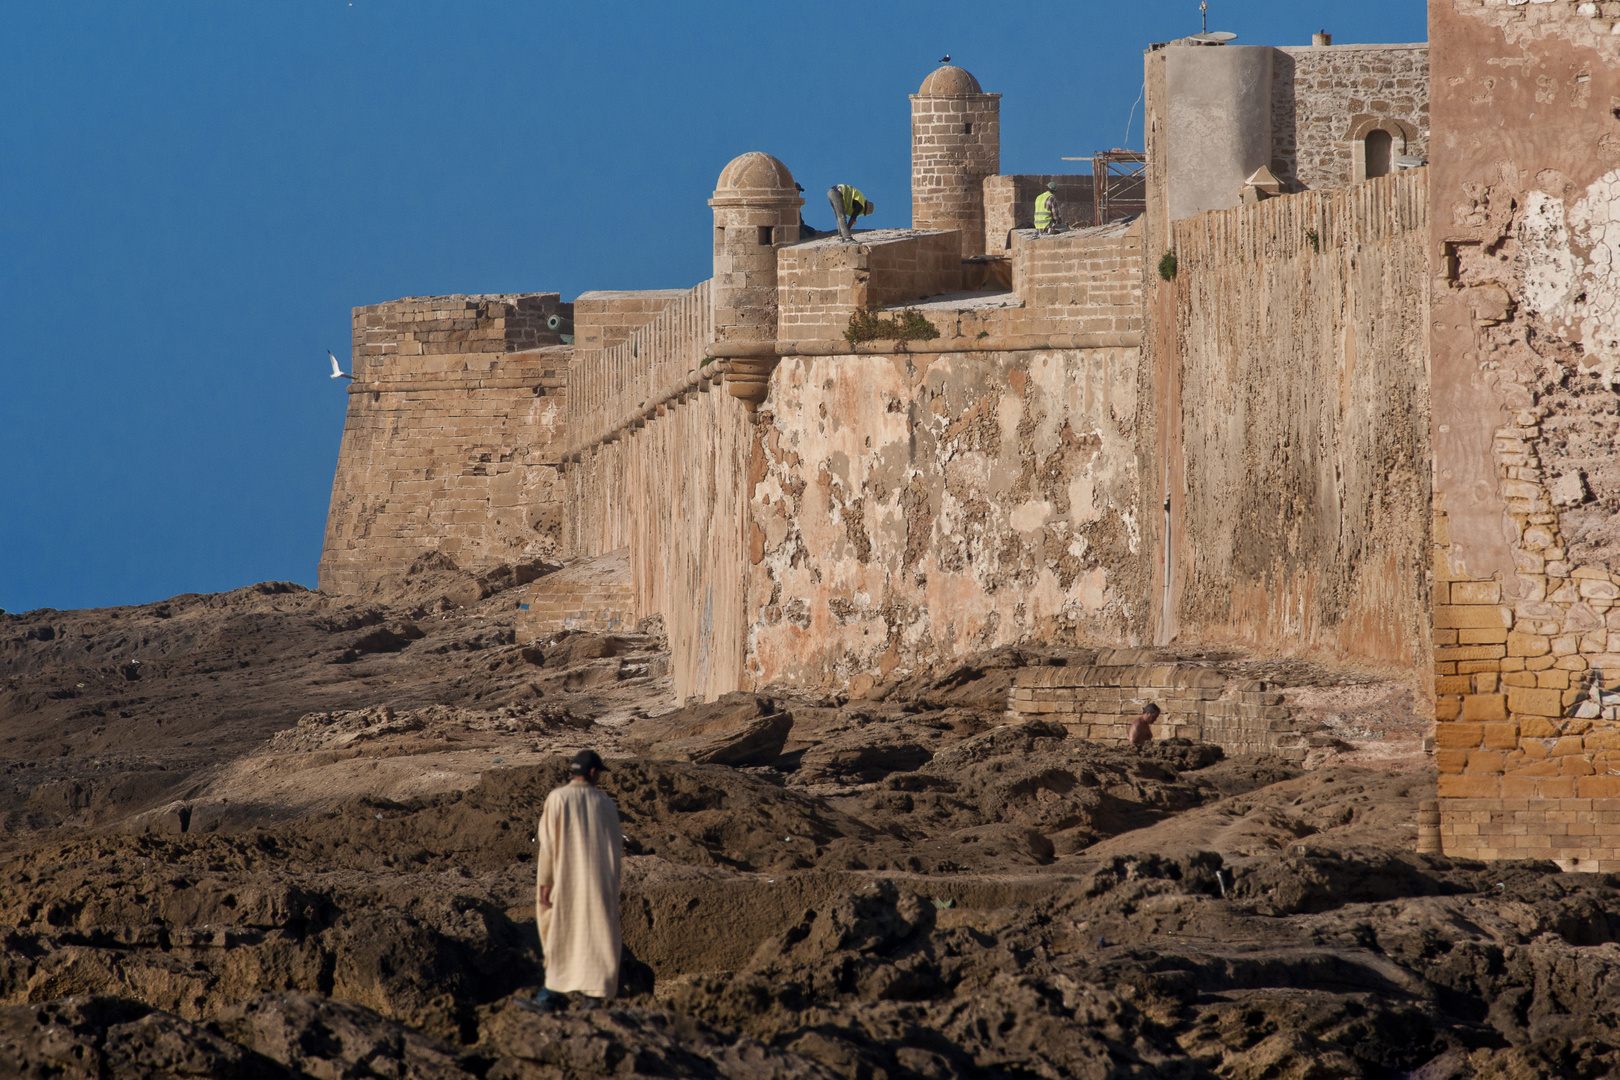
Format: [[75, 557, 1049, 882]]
[[1158, 251, 1178, 281], [845, 307, 941, 346]]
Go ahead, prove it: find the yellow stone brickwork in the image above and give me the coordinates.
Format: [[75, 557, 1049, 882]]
[[1434, 443, 1620, 868]]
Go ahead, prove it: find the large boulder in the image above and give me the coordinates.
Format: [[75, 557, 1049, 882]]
[[622, 693, 792, 767]]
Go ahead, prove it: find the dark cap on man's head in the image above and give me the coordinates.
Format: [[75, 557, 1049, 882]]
[[571, 750, 608, 775]]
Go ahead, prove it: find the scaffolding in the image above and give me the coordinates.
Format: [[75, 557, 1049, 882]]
[[1092, 149, 1146, 224]]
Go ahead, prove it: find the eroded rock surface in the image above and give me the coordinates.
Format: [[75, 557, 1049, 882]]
[[2, 583, 1617, 1078]]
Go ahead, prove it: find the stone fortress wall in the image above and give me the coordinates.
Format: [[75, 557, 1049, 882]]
[[1271, 43, 1430, 192], [318, 295, 571, 594], [560, 278, 761, 701], [1155, 171, 1432, 671], [1009, 657, 1330, 760], [321, 48, 1431, 715], [1145, 38, 1429, 224], [982, 174, 1095, 253], [319, 9, 1620, 867], [1426, 0, 1620, 871]]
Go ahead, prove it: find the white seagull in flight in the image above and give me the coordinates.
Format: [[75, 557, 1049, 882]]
[[328, 350, 354, 380]]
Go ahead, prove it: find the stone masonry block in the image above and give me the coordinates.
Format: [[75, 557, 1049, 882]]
[[1439, 774, 1503, 798], [1507, 632, 1552, 657], [1460, 694, 1508, 722], [1435, 722, 1485, 749], [1507, 686, 1565, 718], [1436, 645, 1507, 662], [1459, 628, 1511, 644], [1452, 582, 1502, 605], [1435, 605, 1514, 630]]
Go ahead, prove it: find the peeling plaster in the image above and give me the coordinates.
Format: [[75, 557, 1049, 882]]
[[746, 349, 1145, 689], [1517, 174, 1620, 386]]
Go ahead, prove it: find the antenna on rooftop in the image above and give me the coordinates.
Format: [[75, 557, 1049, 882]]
[[1188, 1, 1236, 44]]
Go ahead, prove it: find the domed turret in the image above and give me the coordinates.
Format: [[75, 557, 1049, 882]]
[[709, 152, 802, 345], [715, 151, 797, 195], [911, 66, 1000, 256], [918, 65, 983, 97]]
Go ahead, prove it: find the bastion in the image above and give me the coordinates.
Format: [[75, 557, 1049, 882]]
[[319, 10, 1620, 869]]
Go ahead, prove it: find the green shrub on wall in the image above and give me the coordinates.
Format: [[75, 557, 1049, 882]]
[[845, 307, 941, 346]]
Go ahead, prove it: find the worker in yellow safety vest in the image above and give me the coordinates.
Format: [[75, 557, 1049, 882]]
[[1034, 182, 1065, 236], [828, 185, 875, 241]]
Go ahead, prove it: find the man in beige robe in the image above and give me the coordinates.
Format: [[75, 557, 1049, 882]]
[[534, 749, 623, 1005]]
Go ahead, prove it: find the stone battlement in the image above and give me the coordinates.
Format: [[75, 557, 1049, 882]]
[[352, 293, 570, 363], [777, 229, 963, 341], [319, 294, 573, 594]]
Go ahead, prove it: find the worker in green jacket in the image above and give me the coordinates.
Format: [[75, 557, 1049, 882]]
[[1034, 182, 1065, 236], [828, 185, 875, 241]]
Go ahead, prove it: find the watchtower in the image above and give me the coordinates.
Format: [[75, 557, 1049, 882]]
[[911, 66, 1001, 257], [709, 152, 802, 344]]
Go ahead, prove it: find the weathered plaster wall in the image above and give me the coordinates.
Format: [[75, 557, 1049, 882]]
[[1429, 0, 1620, 869], [319, 294, 571, 595], [1161, 45, 1275, 221], [568, 382, 753, 702], [746, 346, 1146, 692], [1272, 44, 1430, 191], [1158, 170, 1431, 670]]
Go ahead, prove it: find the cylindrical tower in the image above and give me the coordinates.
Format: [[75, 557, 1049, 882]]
[[911, 66, 1000, 257], [709, 152, 802, 345]]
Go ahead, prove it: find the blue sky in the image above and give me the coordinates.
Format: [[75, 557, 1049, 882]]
[[0, 1, 1427, 613]]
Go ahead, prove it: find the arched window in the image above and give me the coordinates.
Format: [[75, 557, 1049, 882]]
[[1347, 118, 1415, 183], [1364, 129, 1393, 179]]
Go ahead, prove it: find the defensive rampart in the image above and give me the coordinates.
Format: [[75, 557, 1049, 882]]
[[563, 280, 763, 702], [1151, 170, 1431, 673], [747, 344, 1146, 691], [318, 294, 571, 594], [1009, 224, 1144, 338], [776, 230, 962, 341], [1427, 0, 1620, 870], [983, 175, 1095, 252]]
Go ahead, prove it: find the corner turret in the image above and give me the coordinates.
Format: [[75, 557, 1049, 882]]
[[709, 152, 802, 344], [911, 66, 1000, 257]]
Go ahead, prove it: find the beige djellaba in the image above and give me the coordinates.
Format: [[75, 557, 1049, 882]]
[[535, 779, 624, 998]]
